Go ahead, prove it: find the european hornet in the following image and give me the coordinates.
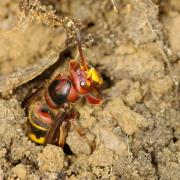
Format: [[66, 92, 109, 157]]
[[23, 32, 103, 147]]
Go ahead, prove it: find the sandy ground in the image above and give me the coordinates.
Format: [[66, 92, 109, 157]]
[[0, 0, 179, 179]]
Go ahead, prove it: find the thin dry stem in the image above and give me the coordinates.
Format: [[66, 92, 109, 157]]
[[19, 0, 83, 43], [111, 0, 119, 13]]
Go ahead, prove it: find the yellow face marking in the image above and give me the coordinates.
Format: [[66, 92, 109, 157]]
[[87, 68, 103, 85], [28, 133, 45, 144]]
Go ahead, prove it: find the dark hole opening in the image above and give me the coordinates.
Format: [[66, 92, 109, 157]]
[[63, 143, 73, 155], [87, 22, 95, 28]]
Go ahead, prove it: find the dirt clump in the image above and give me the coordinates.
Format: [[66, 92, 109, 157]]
[[0, 0, 179, 179]]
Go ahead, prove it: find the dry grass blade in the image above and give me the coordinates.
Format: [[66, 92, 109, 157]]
[[19, 0, 83, 41]]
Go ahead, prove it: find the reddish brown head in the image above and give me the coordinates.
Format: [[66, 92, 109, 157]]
[[69, 36, 103, 105]]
